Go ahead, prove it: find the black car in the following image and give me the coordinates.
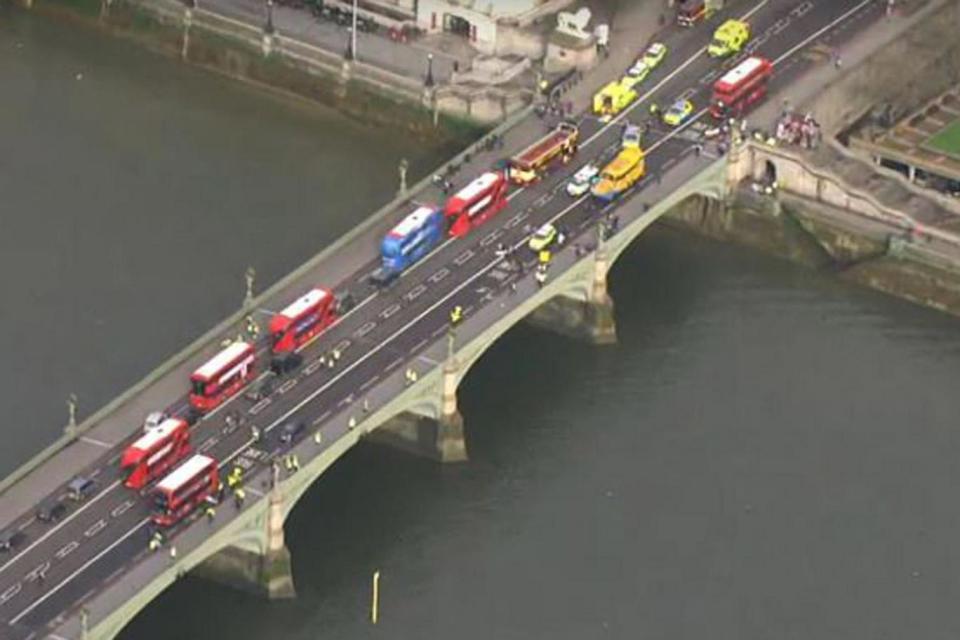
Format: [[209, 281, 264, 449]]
[[369, 267, 397, 289], [0, 530, 26, 553], [245, 373, 277, 402], [279, 419, 306, 445], [335, 290, 356, 315], [271, 351, 303, 376], [36, 500, 68, 524]]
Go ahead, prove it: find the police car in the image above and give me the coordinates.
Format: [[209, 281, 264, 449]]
[[566, 163, 600, 197], [528, 223, 558, 251], [663, 98, 695, 127]]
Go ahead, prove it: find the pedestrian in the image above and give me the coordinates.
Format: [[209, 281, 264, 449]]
[[363, 398, 370, 413], [169, 546, 177, 560], [509, 281, 518, 294], [833, 50, 842, 69], [313, 431, 323, 444], [611, 215, 620, 232], [291, 455, 300, 472], [694, 143, 702, 157], [251, 425, 260, 441], [234, 488, 246, 508]]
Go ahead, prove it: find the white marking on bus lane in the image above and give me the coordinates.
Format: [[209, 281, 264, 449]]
[[454, 250, 474, 266], [54, 541, 79, 560], [110, 500, 134, 519], [10, 517, 150, 624], [480, 229, 503, 247], [429, 268, 449, 283], [249, 398, 271, 415], [84, 519, 107, 538], [24, 561, 50, 583], [0, 478, 121, 576], [381, 303, 401, 319], [303, 358, 325, 376], [405, 284, 427, 301], [355, 321, 376, 338], [80, 436, 112, 449], [199, 437, 218, 452], [17, 517, 35, 532], [278, 379, 298, 394], [0, 582, 21, 605]]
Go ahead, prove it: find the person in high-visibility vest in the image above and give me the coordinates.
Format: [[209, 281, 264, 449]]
[[234, 487, 246, 508], [450, 305, 463, 325], [538, 250, 551, 265]]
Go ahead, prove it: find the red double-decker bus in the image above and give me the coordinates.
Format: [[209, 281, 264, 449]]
[[120, 417, 191, 490], [444, 171, 509, 237], [189, 341, 256, 413], [711, 56, 773, 119], [269, 288, 338, 354], [151, 454, 219, 527]]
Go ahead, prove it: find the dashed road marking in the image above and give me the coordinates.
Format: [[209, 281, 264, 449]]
[[429, 267, 450, 283], [84, 519, 107, 538], [381, 303, 401, 319], [278, 379, 298, 394], [405, 283, 427, 301], [454, 250, 474, 266], [80, 436, 112, 449], [249, 398, 271, 415], [356, 321, 377, 338], [54, 541, 79, 560]]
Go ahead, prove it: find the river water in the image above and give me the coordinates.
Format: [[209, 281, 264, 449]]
[[5, 7, 960, 640]]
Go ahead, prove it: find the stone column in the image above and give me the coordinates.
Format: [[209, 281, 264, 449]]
[[436, 353, 467, 462], [261, 487, 296, 599], [585, 247, 617, 344]]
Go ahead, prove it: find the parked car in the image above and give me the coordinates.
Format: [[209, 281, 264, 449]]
[[67, 475, 96, 502], [143, 410, 167, 431], [528, 223, 558, 252], [279, 419, 306, 445], [642, 42, 668, 69], [0, 530, 26, 553], [36, 499, 68, 524], [245, 373, 277, 402], [567, 163, 600, 197]]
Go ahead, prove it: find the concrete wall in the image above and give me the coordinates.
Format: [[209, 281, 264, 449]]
[[803, 0, 960, 134]]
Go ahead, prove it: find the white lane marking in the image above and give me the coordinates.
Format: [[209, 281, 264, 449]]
[[312, 410, 331, 425], [429, 268, 450, 283], [24, 561, 50, 584], [198, 437, 218, 453], [16, 517, 35, 532], [80, 437, 112, 449], [773, 0, 874, 66], [54, 541, 79, 560], [110, 500, 134, 519], [10, 517, 150, 625], [480, 230, 503, 247], [278, 379, 298, 394], [505, 211, 527, 228], [84, 519, 107, 538], [355, 321, 376, 338], [381, 303, 401, 320], [409, 338, 428, 354], [303, 358, 325, 376], [405, 283, 427, 301], [418, 355, 440, 366], [359, 376, 378, 392], [0, 478, 121, 576], [334, 339, 351, 353], [0, 582, 20, 605], [454, 250, 474, 266], [249, 398, 271, 415]]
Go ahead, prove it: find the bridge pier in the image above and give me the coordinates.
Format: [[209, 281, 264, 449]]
[[369, 347, 468, 463], [528, 248, 617, 345], [193, 482, 296, 599]]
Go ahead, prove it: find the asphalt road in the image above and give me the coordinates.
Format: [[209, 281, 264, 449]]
[[0, 1, 888, 637]]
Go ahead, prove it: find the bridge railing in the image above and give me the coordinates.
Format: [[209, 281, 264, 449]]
[[0, 103, 534, 498]]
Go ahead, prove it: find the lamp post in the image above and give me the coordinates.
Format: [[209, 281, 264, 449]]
[[345, 0, 358, 60], [425, 52, 435, 87], [265, 0, 274, 34]]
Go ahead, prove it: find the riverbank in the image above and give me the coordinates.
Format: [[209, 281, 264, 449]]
[[11, 0, 485, 144]]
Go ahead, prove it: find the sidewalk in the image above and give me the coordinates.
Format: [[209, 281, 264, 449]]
[[198, 0, 461, 83]]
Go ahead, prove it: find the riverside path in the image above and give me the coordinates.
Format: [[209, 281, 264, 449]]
[[0, 2, 891, 638]]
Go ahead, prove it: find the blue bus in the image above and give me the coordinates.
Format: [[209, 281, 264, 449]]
[[371, 205, 444, 286]]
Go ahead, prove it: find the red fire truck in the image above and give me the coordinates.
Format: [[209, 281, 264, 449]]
[[711, 56, 773, 119], [188, 341, 256, 413], [677, 0, 707, 27], [509, 122, 579, 185], [120, 417, 191, 490], [269, 288, 338, 354], [151, 454, 219, 527], [444, 171, 509, 237]]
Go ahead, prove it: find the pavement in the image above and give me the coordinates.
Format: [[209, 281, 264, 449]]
[[0, 2, 904, 637], [196, 0, 463, 83]]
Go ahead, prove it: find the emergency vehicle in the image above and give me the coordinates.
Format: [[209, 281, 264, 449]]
[[443, 171, 508, 237], [509, 122, 579, 185], [188, 341, 256, 413], [711, 56, 773, 119], [121, 417, 191, 490], [151, 454, 219, 527], [708, 19, 750, 58], [676, 0, 723, 26], [269, 287, 338, 354], [593, 79, 638, 118], [372, 205, 444, 286], [590, 147, 645, 203]]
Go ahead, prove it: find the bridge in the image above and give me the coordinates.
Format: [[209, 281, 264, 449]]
[[0, 1, 890, 638]]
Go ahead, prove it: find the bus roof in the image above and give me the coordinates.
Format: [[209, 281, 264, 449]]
[[716, 56, 769, 89], [603, 148, 643, 178], [390, 206, 436, 238], [131, 418, 185, 452], [279, 288, 328, 320], [452, 172, 499, 203], [157, 454, 215, 492], [193, 342, 252, 380]]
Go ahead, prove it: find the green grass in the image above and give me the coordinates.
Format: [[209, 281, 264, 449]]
[[925, 119, 960, 158]]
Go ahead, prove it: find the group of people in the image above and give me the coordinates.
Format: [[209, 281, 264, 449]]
[[774, 111, 822, 149]]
